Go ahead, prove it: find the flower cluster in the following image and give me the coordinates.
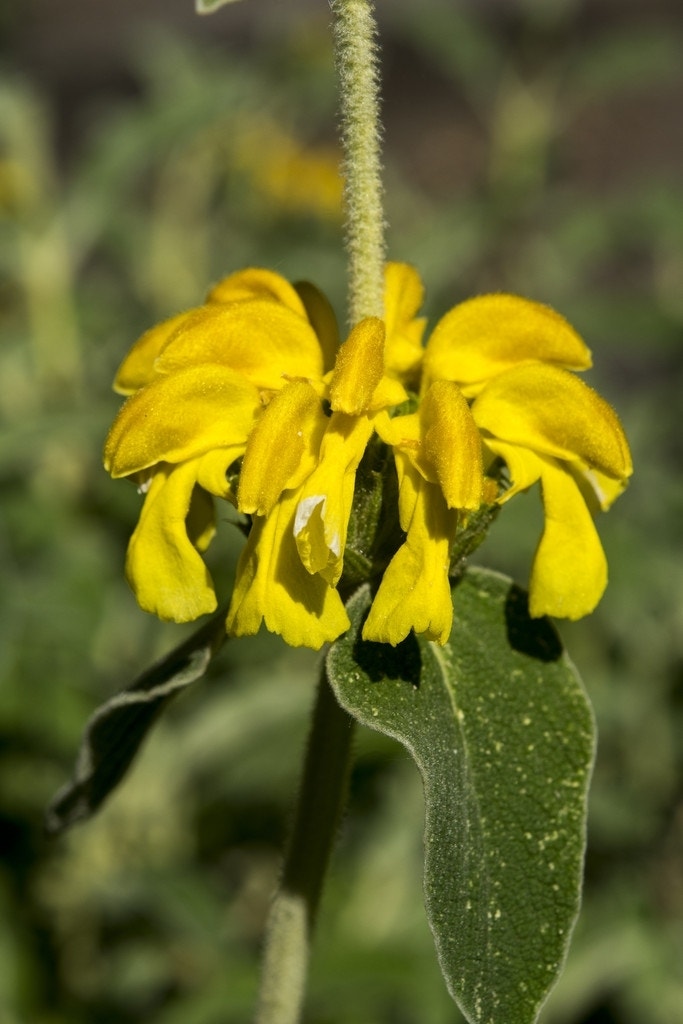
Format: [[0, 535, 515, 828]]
[[104, 264, 632, 649]]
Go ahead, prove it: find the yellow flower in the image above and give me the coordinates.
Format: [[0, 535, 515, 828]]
[[228, 314, 409, 647], [104, 263, 631, 652], [105, 269, 331, 629], [420, 293, 633, 619], [363, 380, 483, 644], [105, 263, 476, 649]]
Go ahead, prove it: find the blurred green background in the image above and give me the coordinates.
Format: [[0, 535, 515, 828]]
[[1, 0, 682, 1021]]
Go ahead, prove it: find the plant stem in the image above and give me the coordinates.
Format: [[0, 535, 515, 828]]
[[254, 669, 355, 1024], [331, 0, 385, 324], [254, 4, 384, 1019]]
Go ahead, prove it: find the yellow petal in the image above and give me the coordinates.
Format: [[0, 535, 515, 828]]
[[187, 485, 216, 553], [374, 409, 420, 451], [577, 463, 629, 512], [113, 311, 191, 395], [394, 444, 420, 531], [473, 364, 633, 481], [329, 318, 386, 415], [366, 375, 409, 412], [424, 293, 592, 395], [125, 462, 217, 622], [195, 447, 242, 502], [529, 457, 608, 619], [482, 438, 544, 501], [376, 388, 482, 511], [104, 364, 259, 478], [383, 262, 427, 380], [294, 279, 340, 373], [238, 381, 327, 516], [375, 409, 438, 497], [206, 267, 307, 318], [226, 489, 350, 649], [420, 380, 483, 509], [154, 300, 325, 387], [362, 459, 456, 645], [294, 413, 374, 585]]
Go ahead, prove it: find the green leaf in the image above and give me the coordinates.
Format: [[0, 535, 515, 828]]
[[196, 0, 243, 14], [45, 608, 227, 836], [327, 567, 595, 1024]]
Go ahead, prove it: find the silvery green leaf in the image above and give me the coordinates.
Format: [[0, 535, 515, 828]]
[[327, 568, 595, 1024], [45, 609, 227, 836]]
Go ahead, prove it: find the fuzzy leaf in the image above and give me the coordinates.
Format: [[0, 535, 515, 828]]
[[327, 567, 595, 1024], [45, 609, 227, 836]]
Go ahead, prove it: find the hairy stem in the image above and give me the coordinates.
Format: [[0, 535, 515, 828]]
[[254, 3, 384, 1019], [332, 0, 385, 324], [254, 670, 355, 1024]]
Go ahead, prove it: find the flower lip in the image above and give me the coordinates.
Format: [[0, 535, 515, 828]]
[[154, 300, 325, 388]]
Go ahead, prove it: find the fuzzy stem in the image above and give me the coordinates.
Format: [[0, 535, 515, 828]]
[[254, 671, 355, 1024], [331, 0, 385, 324], [254, 4, 384, 1019]]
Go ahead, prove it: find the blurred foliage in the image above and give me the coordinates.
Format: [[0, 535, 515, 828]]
[[1, 2, 682, 1023]]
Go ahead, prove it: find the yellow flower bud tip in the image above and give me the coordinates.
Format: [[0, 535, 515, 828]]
[[329, 317, 386, 414], [238, 380, 326, 517], [420, 380, 484, 511]]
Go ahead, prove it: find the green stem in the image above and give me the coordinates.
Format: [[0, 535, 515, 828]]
[[332, 0, 385, 324], [254, 669, 355, 1024], [254, 4, 384, 1018]]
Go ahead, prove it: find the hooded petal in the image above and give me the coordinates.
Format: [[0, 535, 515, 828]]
[[329, 317, 386, 415], [206, 266, 308, 317], [383, 262, 427, 380], [424, 293, 592, 395], [529, 457, 608, 619], [226, 488, 350, 649], [125, 462, 217, 622], [154, 300, 325, 387], [472, 363, 633, 482], [238, 381, 328, 516], [294, 412, 375, 585], [114, 311, 191, 395], [375, 386, 483, 512], [294, 280, 340, 373], [104, 364, 260, 478], [114, 268, 312, 395], [362, 456, 456, 645], [420, 380, 483, 510]]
